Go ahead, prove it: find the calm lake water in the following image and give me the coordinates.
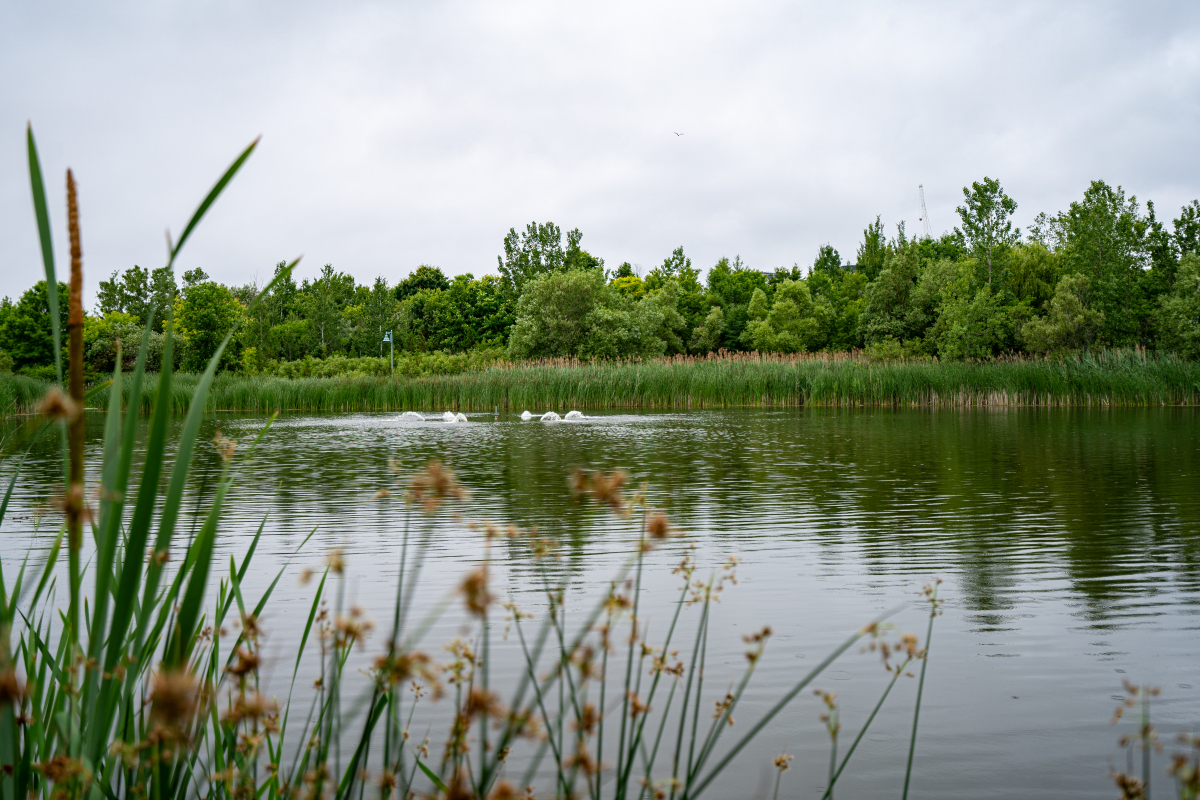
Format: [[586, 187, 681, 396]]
[[3, 408, 1199, 798]]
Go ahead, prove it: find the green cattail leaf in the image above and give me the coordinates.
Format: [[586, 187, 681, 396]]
[[25, 124, 62, 386]]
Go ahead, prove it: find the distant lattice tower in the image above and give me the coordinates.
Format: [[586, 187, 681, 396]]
[[919, 184, 933, 240]]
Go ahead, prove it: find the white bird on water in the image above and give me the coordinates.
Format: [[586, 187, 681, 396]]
[[540, 411, 561, 422], [520, 410, 532, 421], [564, 410, 584, 420]]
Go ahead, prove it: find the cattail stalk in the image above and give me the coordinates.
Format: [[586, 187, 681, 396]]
[[66, 169, 85, 645]]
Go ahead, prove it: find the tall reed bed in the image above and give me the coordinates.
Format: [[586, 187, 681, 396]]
[[63, 349, 1200, 415], [1, 126, 944, 799]]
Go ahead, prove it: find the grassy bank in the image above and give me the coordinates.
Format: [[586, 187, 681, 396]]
[[5, 349, 1200, 415]]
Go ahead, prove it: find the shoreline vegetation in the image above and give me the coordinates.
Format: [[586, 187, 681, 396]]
[[4, 348, 1200, 416]]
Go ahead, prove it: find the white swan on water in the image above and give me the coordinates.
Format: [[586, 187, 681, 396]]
[[401, 411, 425, 421], [520, 410, 532, 421], [564, 410, 584, 420], [540, 411, 561, 422]]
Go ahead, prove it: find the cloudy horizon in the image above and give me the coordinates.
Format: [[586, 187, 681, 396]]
[[3, 1, 1199, 304]]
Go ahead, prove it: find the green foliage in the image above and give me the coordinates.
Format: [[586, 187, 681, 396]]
[[857, 239, 921, 345], [507, 269, 665, 360], [0, 281, 69, 374], [1007, 242, 1060, 307], [955, 176, 1019, 286], [1055, 181, 1147, 347], [84, 311, 170, 375], [175, 279, 243, 371], [740, 281, 823, 353], [301, 263, 356, 355], [857, 216, 888, 279], [812, 244, 843, 276], [10, 176, 1200, 375], [931, 282, 1011, 361], [497, 221, 581, 294], [808, 270, 867, 350], [1156, 253, 1200, 359], [689, 305, 725, 353], [97, 264, 150, 322], [610, 274, 646, 298], [1018, 274, 1104, 356], [395, 264, 449, 300]]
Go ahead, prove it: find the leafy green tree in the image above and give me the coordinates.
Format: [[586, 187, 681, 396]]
[[857, 237, 921, 345], [1007, 242, 1060, 308], [930, 271, 1010, 360], [613, 262, 636, 279], [1156, 253, 1200, 358], [265, 261, 298, 326], [767, 265, 805, 286], [84, 311, 169, 374], [396, 265, 450, 301], [182, 267, 210, 287], [706, 256, 768, 349], [269, 318, 310, 361], [741, 280, 820, 352], [96, 273, 121, 316], [646, 247, 697, 287], [402, 287, 464, 351], [463, 274, 514, 344], [812, 245, 842, 276], [148, 266, 178, 332], [0, 281, 70, 375], [955, 176, 1018, 287], [175, 279, 242, 371], [96, 265, 151, 323], [807, 269, 868, 350], [646, 247, 705, 337], [1055, 181, 1147, 346], [564, 228, 604, 272], [506, 269, 664, 360], [856, 216, 887, 279], [907, 258, 966, 349], [611, 275, 646, 298], [1174, 200, 1200, 259], [497, 221, 568, 295], [1017, 274, 1104, 356], [300, 264, 355, 355], [647, 279, 689, 354], [360, 276, 399, 355], [689, 306, 725, 353]]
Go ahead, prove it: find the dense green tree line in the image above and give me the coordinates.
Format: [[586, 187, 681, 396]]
[[3, 177, 1199, 378]]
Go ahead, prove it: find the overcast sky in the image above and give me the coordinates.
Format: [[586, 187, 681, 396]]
[[3, 1, 1200, 305]]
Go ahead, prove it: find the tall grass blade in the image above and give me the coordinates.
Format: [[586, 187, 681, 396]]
[[902, 586, 939, 800], [25, 124, 61, 387]]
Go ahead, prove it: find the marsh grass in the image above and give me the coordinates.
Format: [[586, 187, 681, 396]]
[[4, 349, 1194, 417], [0, 127, 944, 800]]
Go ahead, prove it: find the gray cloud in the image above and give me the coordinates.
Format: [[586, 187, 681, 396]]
[[3, 1, 1199, 303]]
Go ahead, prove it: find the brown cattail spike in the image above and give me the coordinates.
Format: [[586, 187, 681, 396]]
[[65, 169, 86, 643]]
